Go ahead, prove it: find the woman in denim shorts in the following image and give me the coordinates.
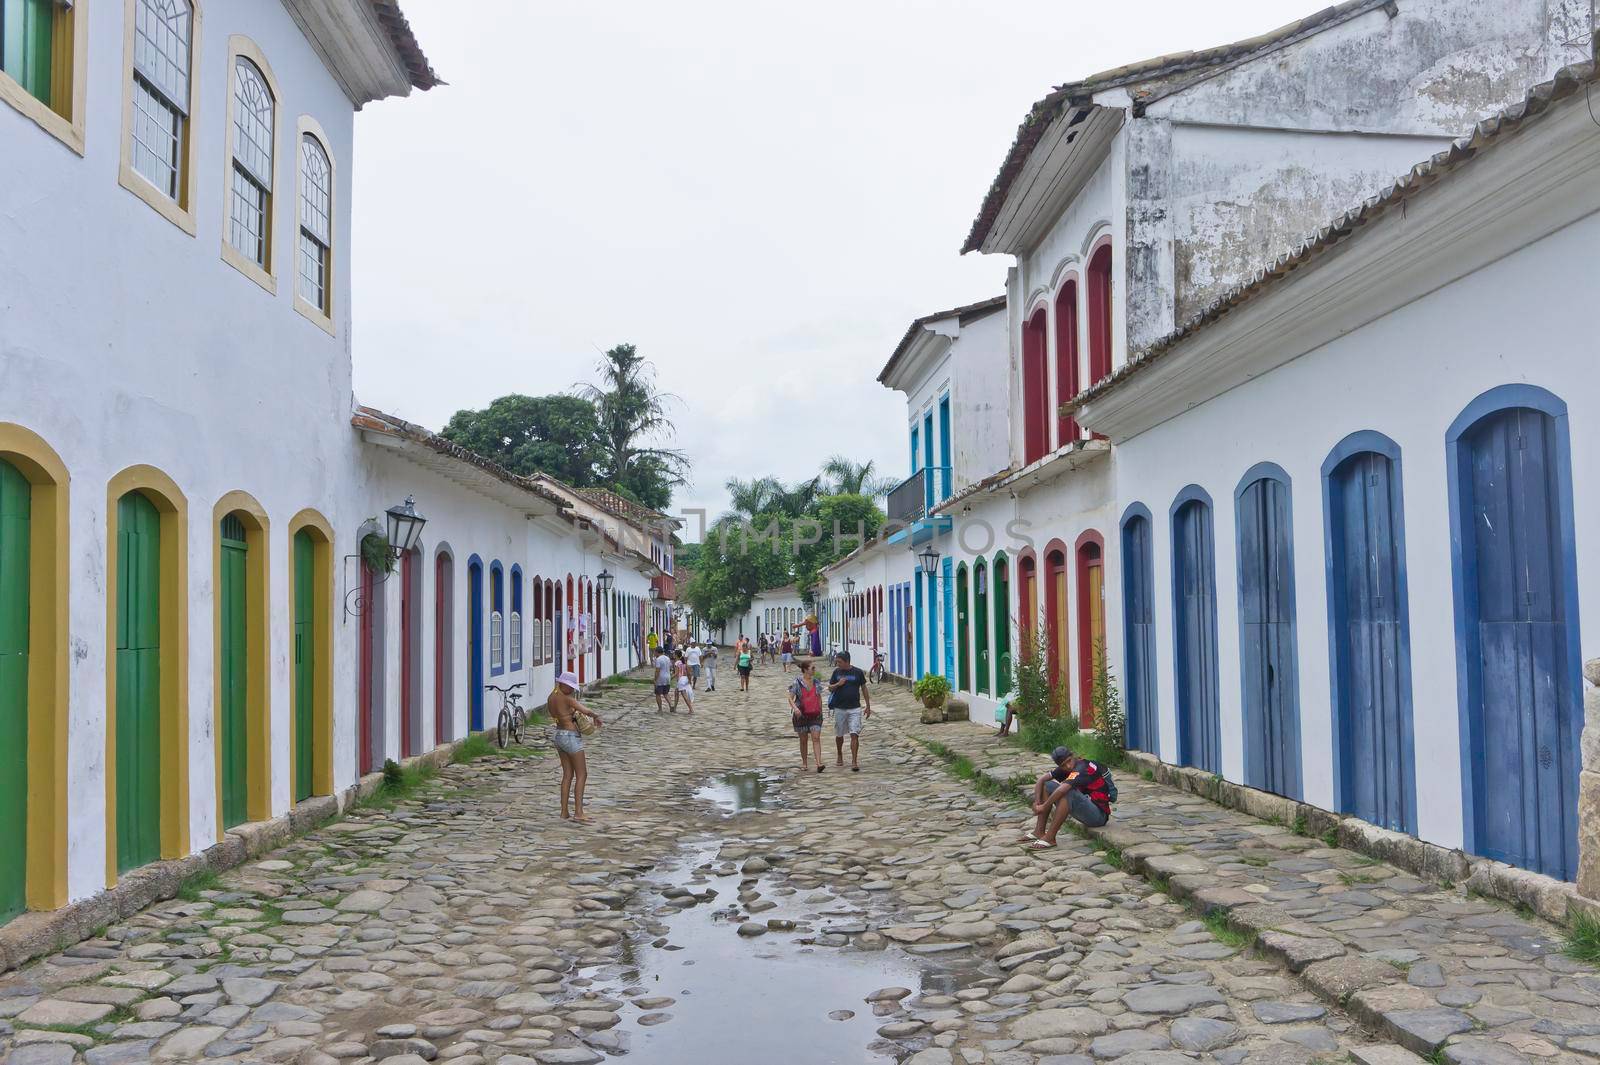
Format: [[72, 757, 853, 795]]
[[788, 660, 826, 772]]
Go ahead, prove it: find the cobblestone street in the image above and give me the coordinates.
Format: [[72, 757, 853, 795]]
[[1, 661, 1595, 1065]]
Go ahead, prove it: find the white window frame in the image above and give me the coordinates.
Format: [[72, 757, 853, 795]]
[[294, 115, 336, 333], [509, 610, 522, 671], [220, 36, 280, 293], [489, 610, 504, 673], [119, 0, 202, 232]]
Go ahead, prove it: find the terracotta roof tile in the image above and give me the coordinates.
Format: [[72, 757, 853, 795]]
[[370, 1, 441, 91]]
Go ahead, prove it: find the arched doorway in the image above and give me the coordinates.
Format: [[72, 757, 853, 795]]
[[215, 494, 269, 831], [974, 561, 990, 695], [1119, 507, 1157, 755], [993, 554, 1012, 697], [1172, 490, 1219, 774], [1043, 544, 1067, 715], [289, 511, 333, 805], [1448, 389, 1581, 880], [467, 557, 484, 733], [1324, 434, 1415, 834], [1017, 552, 1037, 660], [358, 543, 387, 776], [400, 547, 423, 757], [1236, 466, 1301, 799], [955, 565, 969, 693], [107, 467, 190, 879], [1075, 533, 1105, 729], [434, 548, 455, 745]]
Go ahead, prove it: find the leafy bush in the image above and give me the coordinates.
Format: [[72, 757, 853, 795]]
[[1090, 641, 1126, 754], [360, 531, 395, 575], [1011, 627, 1054, 728], [912, 673, 951, 705]]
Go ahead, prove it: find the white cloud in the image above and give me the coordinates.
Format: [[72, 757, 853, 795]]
[[352, 0, 1304, 531]]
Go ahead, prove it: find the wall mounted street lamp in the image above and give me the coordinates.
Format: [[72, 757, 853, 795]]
[[345, 496, 428, 619], [917, 545, 940, 577], [648, 585, 661, 602], [843, 577, 857, 596], [596, 568, 615, 594], [385, 496, 427, 560]]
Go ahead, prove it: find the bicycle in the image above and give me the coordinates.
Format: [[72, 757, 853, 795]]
[[486, 682, 527, 748], [868, 652, 886, 684]]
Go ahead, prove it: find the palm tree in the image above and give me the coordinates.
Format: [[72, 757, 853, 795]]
[[820, 455, 897, 498], [724, 476, 786, 519], [574, 343, 687, 508]]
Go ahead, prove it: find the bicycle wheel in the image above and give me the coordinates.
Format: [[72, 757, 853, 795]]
[[496, 709, 510, 749], [511, 709, 525, 745]]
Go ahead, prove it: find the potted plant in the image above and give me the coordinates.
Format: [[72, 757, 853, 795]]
[[912, 673, 951, 710]]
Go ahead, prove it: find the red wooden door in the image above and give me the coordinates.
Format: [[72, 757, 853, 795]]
[[358, 564, 374, 775]]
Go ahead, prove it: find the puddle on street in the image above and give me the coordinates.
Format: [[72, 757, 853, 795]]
[[693, 770, 782, 814], [590, 843, 988, 1064]]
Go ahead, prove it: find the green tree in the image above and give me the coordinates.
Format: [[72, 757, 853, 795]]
[[575, 343, 686, 511], [792, 493, 885, 596], [820, 455, 897, 498], [439, 394, 607, 486]]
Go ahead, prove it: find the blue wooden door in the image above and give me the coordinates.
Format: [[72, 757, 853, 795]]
[[1238, 477, 1301, 799], [1172, 499, 1220, 773], [1121, 514, 1158, 755], [468, 561, 484, 732], [1328, 451, 1414, 833], [1459, 408, 1578, 880]]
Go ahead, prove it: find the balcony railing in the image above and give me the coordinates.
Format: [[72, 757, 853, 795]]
[[886, 467, 950, 525]]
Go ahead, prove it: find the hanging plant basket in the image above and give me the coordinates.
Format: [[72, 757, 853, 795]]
[[361, 532, 396, 575]]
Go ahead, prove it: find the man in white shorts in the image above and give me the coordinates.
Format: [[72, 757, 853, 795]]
[[654, 649, 672, 712], [827, 651, 872, 771], [685, 642, 702, 689]]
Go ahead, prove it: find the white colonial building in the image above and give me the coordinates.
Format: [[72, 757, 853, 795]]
[[0, 0, 669, 946], [827, 1, 1599, 898]]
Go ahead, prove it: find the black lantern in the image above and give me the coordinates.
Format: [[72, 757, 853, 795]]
[[596, 568, 615, 594], [843, 577, 856, 595], [385, 496, 426, 558], [648, 585, 661, 602], [917, 545, 940, 576]]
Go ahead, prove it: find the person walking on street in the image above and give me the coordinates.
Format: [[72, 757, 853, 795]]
[[647, 629, 659, 658], [654, 647, 673, 712], [702, 642, 718, 690], [780, 634, 794, 672], [547, 671, 602, 822], [827, 651, 871, 771], [788, 659, 826, 772], [686, 642, 702, 689], [672, 651, 695, 713], [737, 643, 754, 692]]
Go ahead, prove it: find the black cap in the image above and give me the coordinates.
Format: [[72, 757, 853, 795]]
[[1051, 746, 1072, 764]]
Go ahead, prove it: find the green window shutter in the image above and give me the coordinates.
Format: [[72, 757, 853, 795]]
[[1, 0, 55, 106]]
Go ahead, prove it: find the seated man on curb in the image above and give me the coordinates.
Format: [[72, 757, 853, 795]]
[[1025, 745, 1113, 847]]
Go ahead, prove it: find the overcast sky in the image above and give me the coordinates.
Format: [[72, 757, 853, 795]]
[[351, 0, 1297, 538]]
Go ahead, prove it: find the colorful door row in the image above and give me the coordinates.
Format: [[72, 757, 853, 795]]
[[1118, 386, 1583, 883]]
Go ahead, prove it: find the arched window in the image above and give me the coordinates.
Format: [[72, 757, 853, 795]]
[[1054, 279, 1080, 443], [129, 0, 195, 203], [297, 126, 334, 321], [228, 53, 276, 270], [545, 580, 554, 662], [489, 562, 504, 675], [1086, 242, 1113, 386], [1022, 308, 1049, 464], [509, 565, 523, 671]]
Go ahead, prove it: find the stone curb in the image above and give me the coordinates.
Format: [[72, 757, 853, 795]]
[[905, 717, 1585, 1058], [1122, 750, 1600, 926], [0, 732, 486, 977]]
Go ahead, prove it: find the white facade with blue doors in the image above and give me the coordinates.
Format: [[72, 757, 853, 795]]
[[1075, 58, 1600, 892]]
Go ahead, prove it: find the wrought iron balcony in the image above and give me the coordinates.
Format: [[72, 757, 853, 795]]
[[886, 467, 950, 525]]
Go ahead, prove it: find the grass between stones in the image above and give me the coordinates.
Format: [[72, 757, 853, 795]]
[[451, 734, 497, 764], [1565, 910, 1600, 965], [361, 759, 441, 810], [177, 869, 223, 902], [919, 740, 1029, 807], [21, 1005, 137, 1043], [1201, 910, 1254, 951]]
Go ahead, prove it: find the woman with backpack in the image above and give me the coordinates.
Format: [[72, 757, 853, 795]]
[[788, 659, 826, 772]]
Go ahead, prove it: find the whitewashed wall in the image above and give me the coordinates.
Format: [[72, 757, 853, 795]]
[[1108, 208, 1600, 851]]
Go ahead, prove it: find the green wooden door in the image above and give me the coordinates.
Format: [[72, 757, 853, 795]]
[[995, 557, 1012, 696], [975, 562, 990, 696], [219, 516, 247, 829], [116, 491, 161, 873], [0, 459, 31, 921], [293, 531, 314, 802]]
